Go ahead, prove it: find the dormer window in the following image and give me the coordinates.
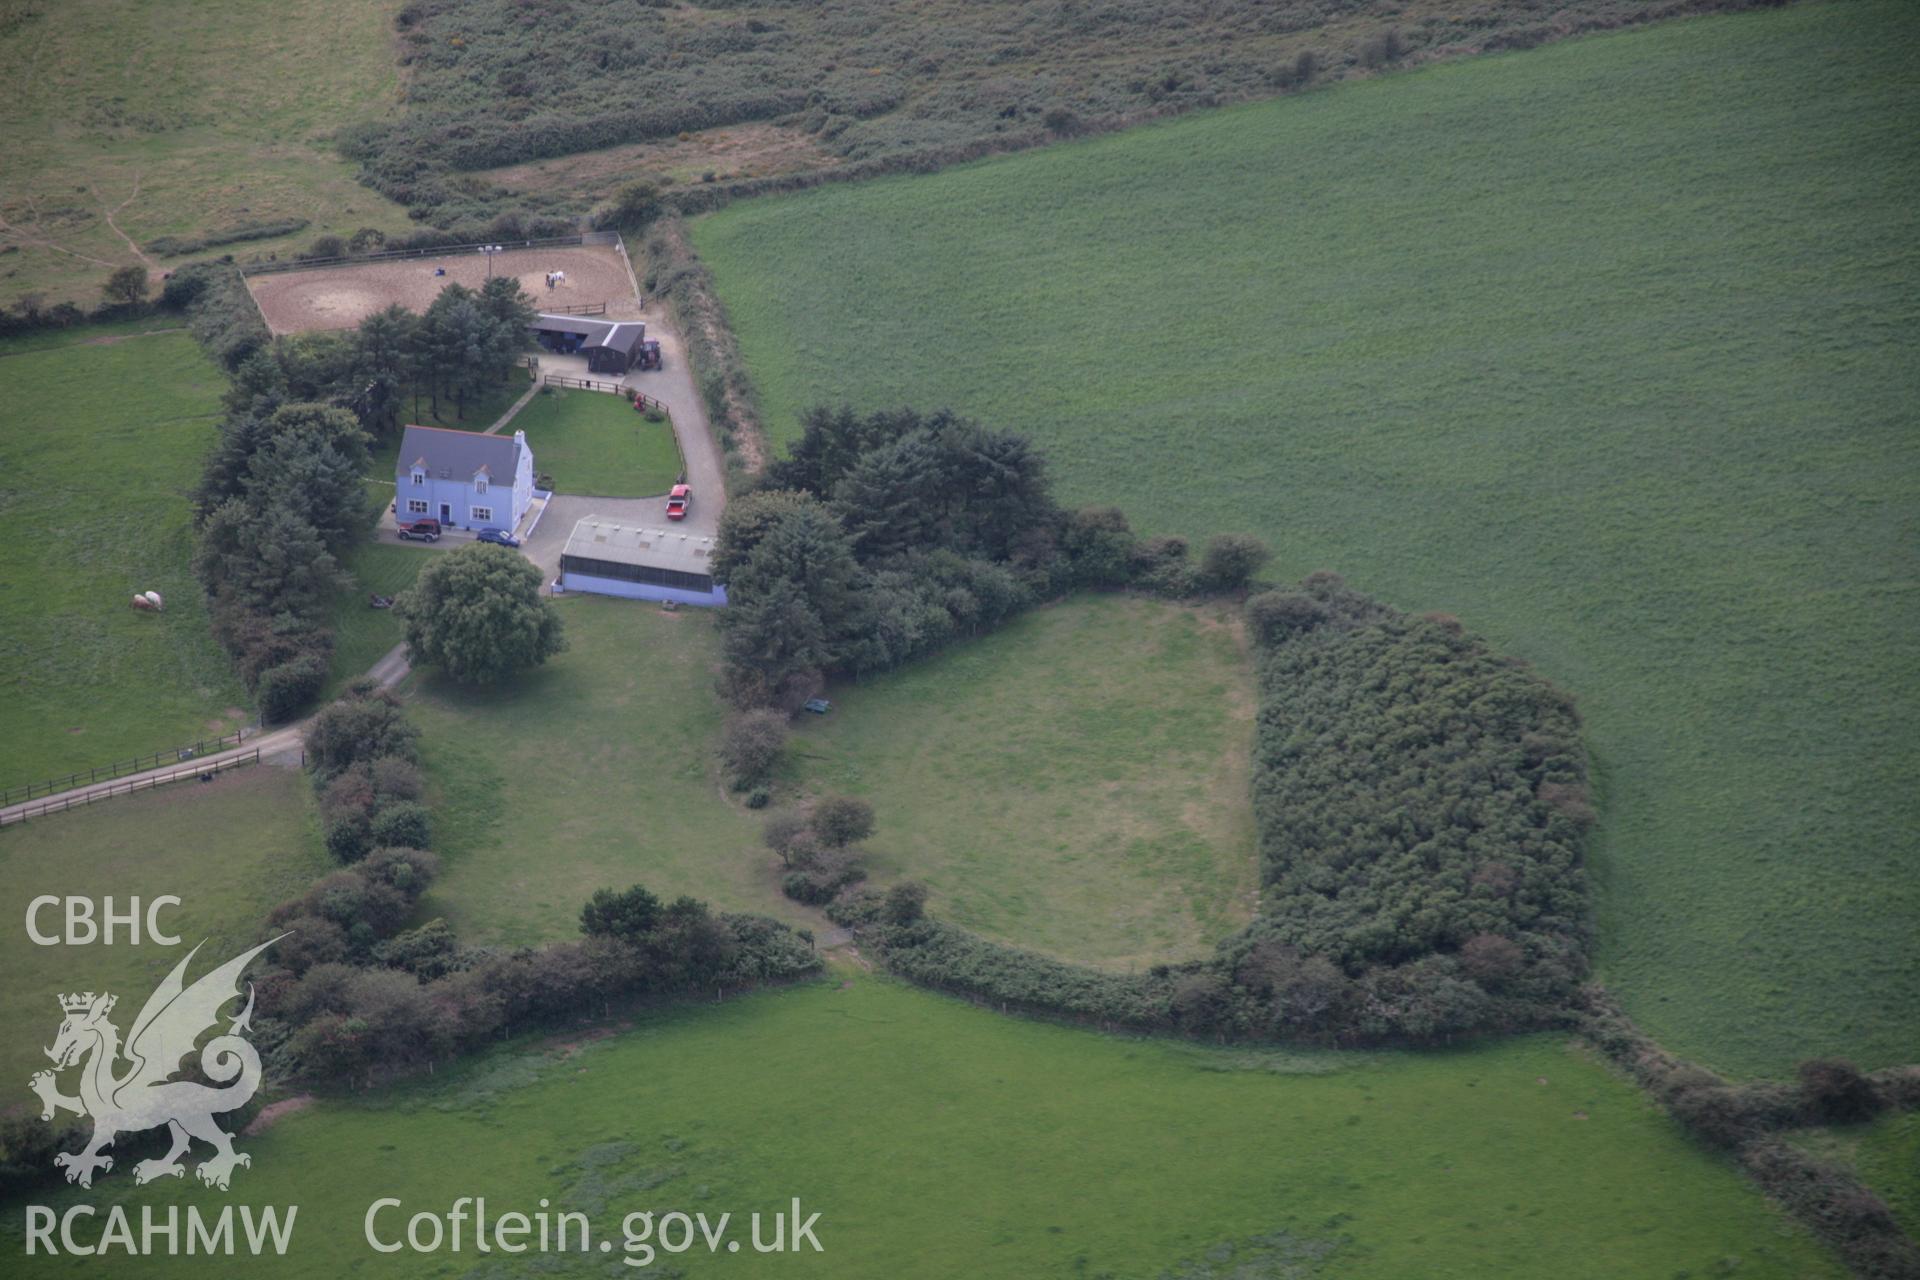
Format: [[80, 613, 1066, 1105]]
[[475, 476, 488, 494], [411, 468, 425, 488]]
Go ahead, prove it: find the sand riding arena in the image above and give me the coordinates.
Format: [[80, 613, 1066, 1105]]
[[246, 243, 641, 335]]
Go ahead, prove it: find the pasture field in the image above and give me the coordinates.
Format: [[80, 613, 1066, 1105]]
[[694, 1, 1920, 1077], [0, 976, 1841, 1278], [1791, 1111, 1920, 1242], [793, 595, 1257, 968], [0, 0, 408, 309], [0, 318, 185, 357], [513, 387, 682, 498], [0, 327, 248, 788], [0, 765, 329, 1088], [406, 597, 795, 944], [409, 594, 1255, 963]]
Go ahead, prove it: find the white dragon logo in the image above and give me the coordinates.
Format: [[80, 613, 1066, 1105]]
[[28, 937, 282, 1191]]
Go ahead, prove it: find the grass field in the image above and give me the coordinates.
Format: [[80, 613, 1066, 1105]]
[[1, 976, 1841, 1278], [0, 327, 249, 788], [407, 597, 796, 945], [1790, 1110, 1920, 1242], [0, 0, 409, 309], [793, 596, 1256, 968], [0, 765, 330, 1088], [694, 2, 1920, 1077], [512, 386, 682, 497], [0, 318, 186, 358], [321, 543, 429, 698]]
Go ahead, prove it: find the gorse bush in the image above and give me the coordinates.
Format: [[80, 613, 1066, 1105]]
[[1242, 572, 1591, 1000], [145, 218, 311, 258], [335, 0, 1792, 234], [843, 577, 1594, 1046]]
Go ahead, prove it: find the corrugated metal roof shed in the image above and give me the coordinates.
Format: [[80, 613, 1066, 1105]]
[[561, 517, 718, 576]]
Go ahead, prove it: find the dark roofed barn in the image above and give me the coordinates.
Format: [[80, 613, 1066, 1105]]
[[528, 314, 648, 376]]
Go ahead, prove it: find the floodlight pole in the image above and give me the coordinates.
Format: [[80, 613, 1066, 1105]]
[[480, 244, 503, 280]]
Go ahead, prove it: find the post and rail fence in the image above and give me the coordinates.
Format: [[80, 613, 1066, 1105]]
[[0, 749, 263, 828], [542, 373, 664, 411], [237, 235, 590, 277], [543, 301, 608, 317], [0, 730, 252, 808]]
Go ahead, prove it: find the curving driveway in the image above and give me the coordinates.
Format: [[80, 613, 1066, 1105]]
[[520, 307, 727, 584]]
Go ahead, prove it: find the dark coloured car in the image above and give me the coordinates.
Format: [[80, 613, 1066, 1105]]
[[477, 528, 521, 548]]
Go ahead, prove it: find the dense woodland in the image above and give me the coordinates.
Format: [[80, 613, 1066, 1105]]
[[712, 406, 1268, 707]]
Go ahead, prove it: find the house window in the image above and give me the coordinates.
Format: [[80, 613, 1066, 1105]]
[[411, 469, 425, 487], [407, 499, 428, 515], [472, 506, 493, 523], [475, 477, 488, 495]]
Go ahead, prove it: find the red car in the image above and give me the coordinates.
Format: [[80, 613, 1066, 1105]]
[[666, 485, 691, 521], [397, 518, 442, 542]]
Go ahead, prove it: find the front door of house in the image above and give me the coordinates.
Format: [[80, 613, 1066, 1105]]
[[439, 502, 451, 524]]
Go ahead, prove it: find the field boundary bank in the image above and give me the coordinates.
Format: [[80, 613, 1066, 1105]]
[[0, 729, 253, 806], [0, 748, 262, 827]]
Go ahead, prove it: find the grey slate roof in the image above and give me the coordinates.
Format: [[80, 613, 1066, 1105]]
[[528, 313, 646, 354], [399, 424, 524, 482]]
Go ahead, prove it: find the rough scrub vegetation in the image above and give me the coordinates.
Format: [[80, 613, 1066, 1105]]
[[335, 0, 1796, 235], [1236, 576, 1592, 1021], [837, 574, 1594, 1046]]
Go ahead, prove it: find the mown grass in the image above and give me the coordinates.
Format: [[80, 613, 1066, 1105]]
[[513, 386, 682, 497], [0, 327, 249, 788], [320, 543, 429, 698], [694, 2, 1920, 1077], [406, 597, 798, 945], [2, 976, 1842, 1278], [793, 596, 1257, 968], [0, 765, 330, 1088], [0, 0, 409, 309]]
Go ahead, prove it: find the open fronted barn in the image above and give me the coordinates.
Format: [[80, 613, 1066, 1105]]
[[529, 313, 650, 375]]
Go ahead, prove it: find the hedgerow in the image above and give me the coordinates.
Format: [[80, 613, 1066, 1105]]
[[145, 219, 311, 259], [237, 689, 823, 1093], [839, 573, 1594, 1046]]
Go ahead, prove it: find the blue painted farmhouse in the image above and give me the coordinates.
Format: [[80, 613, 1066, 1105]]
[[395, 425, 535, 533]]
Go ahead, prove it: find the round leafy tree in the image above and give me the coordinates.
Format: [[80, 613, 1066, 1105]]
[[397, 544, 566, 685]]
